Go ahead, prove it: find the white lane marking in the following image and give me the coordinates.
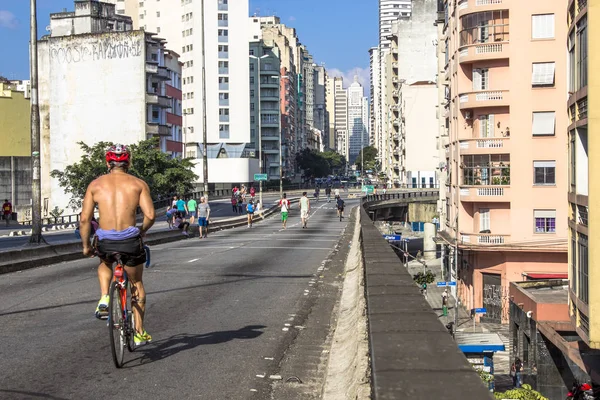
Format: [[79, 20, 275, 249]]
[[264, 357, 274, 360], [188, 258, 199, 263], [284, 323, 291, 327], [256, 374, 266, 378], [282, 327, 289, 331], [269, 375, 283, 380]]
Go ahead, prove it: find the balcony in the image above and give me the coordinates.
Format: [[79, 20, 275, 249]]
[[156, 66, 170, 80], [458, 0, 506, 17], [459, 42, 509, 64], [146, 93, 171, 108], [262, 147, 280, 154], [458, 137, 510, 154], [459, 186, 510, 202], [261, 120, 279, 128], [145, 63, 158, 74], [261, 93, 279, 101], [460, 232, 511, 245], [260, 68, 279, 76], [459, 90, 509, 109], [146, 123, 170, 137]]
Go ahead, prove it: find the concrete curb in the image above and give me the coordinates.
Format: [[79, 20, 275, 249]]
[[0, 199, 299, 275]]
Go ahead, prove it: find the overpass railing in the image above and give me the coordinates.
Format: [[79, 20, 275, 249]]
[[365, 190, 439, 203], [359, 198, 493, 399]]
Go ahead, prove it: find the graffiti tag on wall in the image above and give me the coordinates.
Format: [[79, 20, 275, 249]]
[[50, 35, 142, 64]]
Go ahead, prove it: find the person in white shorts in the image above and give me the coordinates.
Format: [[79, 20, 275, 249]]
[[300, 191, 310, 229]]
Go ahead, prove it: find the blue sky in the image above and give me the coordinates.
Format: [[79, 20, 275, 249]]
[[0, 0, 377, 93]]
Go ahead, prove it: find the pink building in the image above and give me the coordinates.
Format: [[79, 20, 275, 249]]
[[440, 0, 568, 323]]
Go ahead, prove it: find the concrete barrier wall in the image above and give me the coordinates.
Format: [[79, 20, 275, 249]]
[[359, 203, 493, 399]]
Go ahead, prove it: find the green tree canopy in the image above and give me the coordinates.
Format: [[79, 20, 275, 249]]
[[295, 148, 331, 178], [51, 137, 198, 210], [355, 146, 378, 172], [321, 151, 347, 174]]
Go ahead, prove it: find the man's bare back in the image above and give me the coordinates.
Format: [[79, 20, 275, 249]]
[[88, 171, 154, 232]]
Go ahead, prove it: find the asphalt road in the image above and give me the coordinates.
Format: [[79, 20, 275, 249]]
[[0, 198, 358, 400], [0, 194, 295, 251]]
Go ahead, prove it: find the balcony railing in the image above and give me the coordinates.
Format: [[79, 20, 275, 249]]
[[459, 138, 508, 152], [460, 232, 509, 245], [476, 0, 502, 5], [459, 186, 510, 201], [459, 90, 509, 109]]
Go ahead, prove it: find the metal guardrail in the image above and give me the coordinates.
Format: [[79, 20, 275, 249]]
[[364, 190, 439, 203]]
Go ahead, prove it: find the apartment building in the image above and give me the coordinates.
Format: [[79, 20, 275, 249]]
[[118, 0, 257, 187], [325, 76, 337, 151], [259, 17, 299, 179], [369, 47, 383, 152], [379, 0, 413, 50], [438, 0, 568, 323], [314, 65, 328, 151], [249, 39, 282, 180], [568, 0, 598, 348], [333, 77, 348, 160], [38, 0, 182, 210], [0, 80, 32, 212]]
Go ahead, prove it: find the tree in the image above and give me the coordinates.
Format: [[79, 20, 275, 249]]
[[295, 148, 331, 178], [355, 146, 378, 172], [494, 385, 548, 400], [321, 151, 346, 174], [51, 137, 198, 210]]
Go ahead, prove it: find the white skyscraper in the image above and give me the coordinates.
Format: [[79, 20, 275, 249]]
[[347, 77, 369, 165], [379, 0, 412, 50], [114, 0, 257, 186]]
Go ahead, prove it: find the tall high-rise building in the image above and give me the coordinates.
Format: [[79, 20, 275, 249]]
[[325, 76, 337, 151], [333, 77, 348, 160], [379, 0, 412, 50], [369, 47, 382, 151], [347, 77, 369, 165], [438, 0, 568, 324], [314, 65, 327, 150], [568, 0, 597, 348], [116, 0, 256, 187]]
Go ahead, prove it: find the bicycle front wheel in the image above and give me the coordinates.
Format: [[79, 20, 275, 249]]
[[108, 281, 126, 368]]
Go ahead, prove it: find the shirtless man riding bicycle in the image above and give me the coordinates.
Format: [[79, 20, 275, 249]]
[[80, 144, 156, 346]]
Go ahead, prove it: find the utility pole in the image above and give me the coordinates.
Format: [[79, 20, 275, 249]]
[[29, 0, 44, 245], [201, 0, 209, 197]]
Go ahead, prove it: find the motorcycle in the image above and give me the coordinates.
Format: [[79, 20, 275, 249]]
[[566, 381, 597, 400]]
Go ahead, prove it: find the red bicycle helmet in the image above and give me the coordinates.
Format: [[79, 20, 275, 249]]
[[105, 144, 130, 165]]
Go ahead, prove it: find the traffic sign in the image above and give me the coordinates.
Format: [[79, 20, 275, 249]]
[[436, 281, 458, 287], [383, 234, 402, 241], [254, 173, 268, 181], [474, 308, 487, 314]]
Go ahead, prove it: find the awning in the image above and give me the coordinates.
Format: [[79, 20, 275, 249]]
[[455, 333, 505, 353], [524, 273, 568, 280]]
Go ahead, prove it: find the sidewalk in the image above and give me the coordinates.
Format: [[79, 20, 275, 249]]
[[404, 257, 513, 392]]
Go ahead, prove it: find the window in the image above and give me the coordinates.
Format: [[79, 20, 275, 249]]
[[534, 210, 556, 233], [250, 103, 255, 111], [578, 233, 588, 304], [532, 112, 556, 136], [219, 108, 229, 116], [218, 45, 229, 52], [218, 29, 228, 36], [249, 49, 255, 56], [577, 16, 588, 90], [571, 228, 577, 294], [250, 76, 255, 84], [532, 14, 555, 39], [472, 68, 488, 90], [462, 154, 510, 185], [156, 27, 161, 33], [218, 77, 229, 83], [219, 124, 229, 139], [479, 208, 490, 231], [568, 30, 576, 92], [533, 161, 556, 185], [156, 11, 160, 17], [249, 63, 255, 71], [250, 89, 254, 98], [532, 62, 555, 87], [570, 131, 576, 189], [479, 114, 495, 137], [218, 13, 228, 20]]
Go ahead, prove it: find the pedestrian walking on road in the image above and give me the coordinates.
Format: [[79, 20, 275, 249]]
[[2, 199, 12, 227], [231, 195, 238, 213], [246, 200, 255, 228], [442, 288, 449, 316], [300, 192, 310, 229], [237, 194, 244, 214], [197, 196, 211, 239], [279, 193, 291, 229], [166, 206, 176, 229], [175, 196, 188, 219]]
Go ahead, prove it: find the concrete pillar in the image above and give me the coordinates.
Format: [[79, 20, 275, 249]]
[[423, 222, 436, 261]]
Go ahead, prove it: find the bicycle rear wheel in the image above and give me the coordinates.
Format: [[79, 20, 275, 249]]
[[108, 281, 125, 368], [126, 283, 136, 352]]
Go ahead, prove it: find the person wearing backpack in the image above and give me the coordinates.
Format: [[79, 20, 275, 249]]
[[279, 193, 291, 229], [246, 199, 255, 228]]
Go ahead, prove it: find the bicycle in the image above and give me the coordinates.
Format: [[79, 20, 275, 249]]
[[108, 253, 137, 368]]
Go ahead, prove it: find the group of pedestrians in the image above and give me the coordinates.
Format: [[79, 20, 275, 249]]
[[167, 195, 210, 238]]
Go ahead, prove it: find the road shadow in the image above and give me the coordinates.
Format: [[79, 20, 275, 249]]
[[0, 389, 69, 400], [124, 325, 267, 367]]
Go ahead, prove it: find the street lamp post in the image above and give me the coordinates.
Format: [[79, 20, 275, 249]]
[[200, 0, 208, 197], [249, 54, 269, 210], [279, 75, 290, 198]]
